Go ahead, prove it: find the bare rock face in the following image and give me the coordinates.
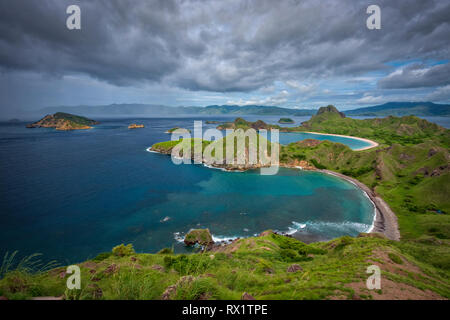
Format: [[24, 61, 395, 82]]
[[128, 123, 145, 129], [259, 230, 274, 237], [428, 148, 438, 158], [241, 292, 255, 300], [287, 264, 303, 273], [86, 284, 103, 299], [184, 229, 214, 246], [296, 139, 323, 148], [316, 105, 345, 118], [162, 276, 196, 300], [104, 264, 119, 275]]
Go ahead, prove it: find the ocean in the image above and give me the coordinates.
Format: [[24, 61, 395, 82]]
[[3, 114, 442, 264]]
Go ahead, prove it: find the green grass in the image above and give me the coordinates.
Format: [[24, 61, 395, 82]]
[[1, 233, 448, 300], [53, 112, 97, 126]]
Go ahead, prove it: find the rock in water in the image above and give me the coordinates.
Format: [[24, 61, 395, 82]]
[[184, 229, 214, 246], [128, 123, 145, 129]]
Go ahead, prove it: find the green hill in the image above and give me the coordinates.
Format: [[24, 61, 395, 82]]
[[26, 112, 99, 130]]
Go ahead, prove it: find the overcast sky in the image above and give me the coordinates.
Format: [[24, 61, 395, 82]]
[[0, 0, 449, 116]]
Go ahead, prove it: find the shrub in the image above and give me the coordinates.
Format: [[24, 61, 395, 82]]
[[334, 236, 354, 251], [158, 248, 174, 255], [388, 253, 403, 264], [257, 259, 273, 273], [92, 252, 112, 262], [310, 159, 326, 169], [163, 254, 211, 275], [112, 244, 135, 257]]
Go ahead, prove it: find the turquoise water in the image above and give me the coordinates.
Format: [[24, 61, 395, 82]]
[[0, 118, 375, 264], [277, 132, 371, 150]]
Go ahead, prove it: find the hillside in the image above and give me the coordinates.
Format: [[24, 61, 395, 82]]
[[346, 102, 450, 117], [0, 231, 448, 300], [26, 113, 99, 130]]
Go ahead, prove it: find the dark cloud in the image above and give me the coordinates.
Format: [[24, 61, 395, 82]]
[[378, 63, 450, 89], [0, 0, 449, 92]]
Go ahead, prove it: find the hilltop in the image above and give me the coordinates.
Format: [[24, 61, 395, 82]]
[[26, 112, 99, 131]]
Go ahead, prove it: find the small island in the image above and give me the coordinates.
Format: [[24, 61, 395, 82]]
[[165, 127, 191, 133], [26, 112, 99, 131], [278, 118, 294, 124], [128, 123, 145, 129]]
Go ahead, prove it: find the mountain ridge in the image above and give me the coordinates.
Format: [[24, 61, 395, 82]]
[[37, 101, 450, 117]]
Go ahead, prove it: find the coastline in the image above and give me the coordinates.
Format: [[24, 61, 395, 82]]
[[302, 131, 379, 151], [320, 169, 400, 241], [148, 146, 400, 241]]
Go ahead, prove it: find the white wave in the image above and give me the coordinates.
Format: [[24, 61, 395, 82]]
[[283, 220, 371, 236], [212, 234, 241, 242], [146, 147, 159, 153], [202, 163, 229, 172], [173, 231, 242, 244]]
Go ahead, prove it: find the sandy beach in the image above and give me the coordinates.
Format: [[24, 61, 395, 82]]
[[303, 131, 379, 151], [321, 170, 400, 241]]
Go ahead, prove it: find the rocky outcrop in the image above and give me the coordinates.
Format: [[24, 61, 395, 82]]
[[241, 292, 255, 300], [296, 139, 323, 148], [287, 264, 303, 273], [128, 123, 145, 129], [316, 105, 345, 118], [184, 229, 214, 246]]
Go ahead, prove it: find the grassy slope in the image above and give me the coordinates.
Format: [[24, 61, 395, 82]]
[[1, 233, 449, 300], [53, 112, 98, 127]]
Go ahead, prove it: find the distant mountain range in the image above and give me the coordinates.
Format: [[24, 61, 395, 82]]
[[345, 102, 450, 117], [39, 101, 450, 117], [40, 104, 316, 117]]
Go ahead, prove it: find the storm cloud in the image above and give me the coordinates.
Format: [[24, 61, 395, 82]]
[[0, 0, 449, 114], [378, 63, 450, 89]]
